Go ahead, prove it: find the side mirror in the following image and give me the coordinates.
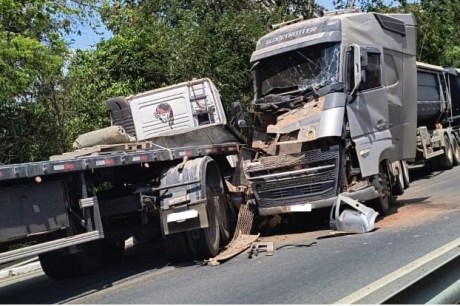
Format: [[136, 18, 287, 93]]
[[231, 101, 247, 129], [351, 44, 362, 96], [237, 119, 247, 128], [233, 101, 243, 117]]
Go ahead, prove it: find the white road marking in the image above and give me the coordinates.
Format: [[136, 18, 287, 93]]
[[334, 236, 460, 304]]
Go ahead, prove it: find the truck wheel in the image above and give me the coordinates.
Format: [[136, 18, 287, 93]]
[[391, 161, 405, 196], [39, 250, 75, 279], [438, 135, 454, 169], [452, 138, 460, 166], [39, 240, 104, 280], [216, 192, 235, 247], [369, 164, 392, 215], [102, 239, 125, 262], [187, 186, 220, 260], [164, 232, 194, 263], [401, 160, 410, 189]]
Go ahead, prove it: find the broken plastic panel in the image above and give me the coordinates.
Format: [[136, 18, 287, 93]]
[[330, 194, 378, 233]]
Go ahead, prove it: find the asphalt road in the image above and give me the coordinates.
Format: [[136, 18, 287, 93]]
[[1, 165, 460, 304]]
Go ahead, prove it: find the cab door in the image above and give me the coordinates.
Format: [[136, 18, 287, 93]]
[[345, 46, 393, 177], [347, 50, 389, 138]]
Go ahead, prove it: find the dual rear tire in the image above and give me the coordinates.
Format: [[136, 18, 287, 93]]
[[437, 134, 454, 169]]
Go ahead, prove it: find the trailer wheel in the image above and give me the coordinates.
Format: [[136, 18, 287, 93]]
[[164, 232, 194, 263], [452, 138, 460, 166], [39, 240, 104, 280], [438, 135, 454, 169], [187, 186, 220, 260], [401, 160, 410, 189], [369, 163, 392, 215], [392, 161, 405, 196], [102, 239, 125, 262]]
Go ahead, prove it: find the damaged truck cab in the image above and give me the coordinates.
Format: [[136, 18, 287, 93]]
[[243, 10, 417, 216]]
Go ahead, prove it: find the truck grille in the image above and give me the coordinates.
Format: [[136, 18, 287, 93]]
[[245, 146, 340, 208]]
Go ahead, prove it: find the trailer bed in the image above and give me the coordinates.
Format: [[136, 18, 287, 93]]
[[0, 142, 241, 182]]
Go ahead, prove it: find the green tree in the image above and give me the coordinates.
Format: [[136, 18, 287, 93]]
[[0, 0, 98, 163], [333, 0, 460, 67], [66, 0, 325, 131]]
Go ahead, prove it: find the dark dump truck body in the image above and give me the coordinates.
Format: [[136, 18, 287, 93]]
[[0, 78, 245, 279], [413, 62, 460, 168], [243, 10, 417, 217], [448, 68, 460, 121]]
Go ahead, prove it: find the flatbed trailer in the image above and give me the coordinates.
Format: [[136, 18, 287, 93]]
[[0, 142, 240, 182], [0, 78, 246, 279]]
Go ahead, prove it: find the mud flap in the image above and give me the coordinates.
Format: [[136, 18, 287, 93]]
[[206, 202, 259, 266], [330, 194, 378, 233]]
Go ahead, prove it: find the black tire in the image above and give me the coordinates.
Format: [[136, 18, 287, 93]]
[[187, 186, 220, 260], [401, 160, 410, 189], [392, 161, 405, 196], [438, 134, 454, 169], [164, 232, 194, 263], [39, 250, 75, 280], [39, 240, 104, 280], [102, 239, 125, 262], [369, 163, 392, 215], [216, 192, 235, 247], [452, 138, 460, 166]]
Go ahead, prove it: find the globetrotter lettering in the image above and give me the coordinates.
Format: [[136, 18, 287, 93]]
[[265, 27, 318, 46], [154, 103, 174, 126]]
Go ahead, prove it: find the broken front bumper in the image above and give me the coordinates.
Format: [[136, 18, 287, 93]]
[[245, 145, 341, 215], [244, 145, 380, 216], [257, 186, 379, 216]]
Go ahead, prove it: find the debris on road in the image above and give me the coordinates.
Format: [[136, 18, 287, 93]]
[[207, 202, 259, 266], [276, 241, 317, 250], [206, 232, 260, 266], [248, 241, 274, 258], [330, 195, 378, 233]]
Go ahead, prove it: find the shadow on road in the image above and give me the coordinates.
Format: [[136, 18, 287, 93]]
[[408, 164, 445, 183], [0, 240, 198, 304]]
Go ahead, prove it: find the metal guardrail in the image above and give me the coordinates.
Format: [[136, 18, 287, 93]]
[[335, 237, 460, 304], [381, 252, 460, 304]]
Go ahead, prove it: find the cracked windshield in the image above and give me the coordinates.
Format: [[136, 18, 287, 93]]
[[254, 42, 340, 98]]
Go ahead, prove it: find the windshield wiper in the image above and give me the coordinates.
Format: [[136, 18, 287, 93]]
[[254, 82, 344, 113], [254, 86, 315, 112], [296, 81, 344, 99]]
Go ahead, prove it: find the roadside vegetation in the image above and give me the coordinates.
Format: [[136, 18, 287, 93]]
[[1, 0, 459, 164]]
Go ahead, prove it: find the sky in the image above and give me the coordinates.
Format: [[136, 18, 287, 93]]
[[66, 21, 112, 50]]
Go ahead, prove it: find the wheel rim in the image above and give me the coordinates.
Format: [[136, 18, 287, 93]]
[[402, 161, 410, 188], [204, 192, 219, 249], [396, 163, 405, 194], [187, 186, 220, 259], [398, 167, 404, 187], [453, 139, 460, 164], [446, 139, 453, 163], [380, 182, 389, 213], [371, 166, 390, 215], [216, 193, 232, 246]]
